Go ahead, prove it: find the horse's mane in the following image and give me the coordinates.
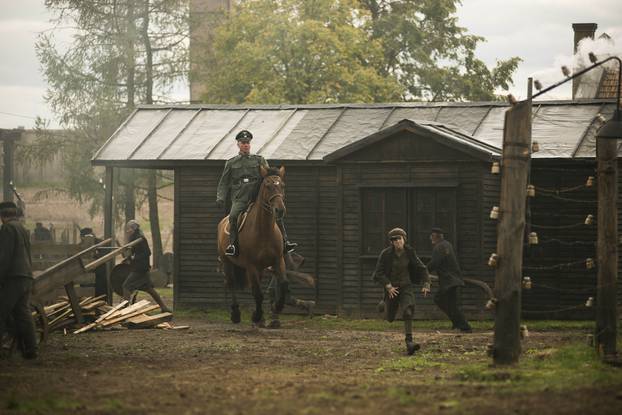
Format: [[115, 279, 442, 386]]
[[252, 167, 282, 202]]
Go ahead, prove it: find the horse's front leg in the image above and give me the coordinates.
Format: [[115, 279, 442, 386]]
[[224, 260, 241, 324], [250, 270, 265, 327]]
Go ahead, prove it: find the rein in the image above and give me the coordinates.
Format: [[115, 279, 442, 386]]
[[262, 192, 284, 212]]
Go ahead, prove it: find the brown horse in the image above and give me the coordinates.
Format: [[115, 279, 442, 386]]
[[217, 166, 288, 325]]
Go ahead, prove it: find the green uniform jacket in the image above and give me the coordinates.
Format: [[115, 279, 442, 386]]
[[0, 219, 33, 283], [373, 245, 431, 288], [216, 153, 269, 205], [427, 239, 464, 292]]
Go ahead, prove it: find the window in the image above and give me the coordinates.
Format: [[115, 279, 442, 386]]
[[361, 187, 456, 256]]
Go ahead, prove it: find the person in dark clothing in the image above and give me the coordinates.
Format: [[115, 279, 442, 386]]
[[0, 201, 38, 359], [121, 220, 171, 313], [33, 222, 52, 242], [428, 227, 472, 333], [373, 228, 431, 355], [80, 228, 107, 297]]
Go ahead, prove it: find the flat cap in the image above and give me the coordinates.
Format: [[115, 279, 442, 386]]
[[235, 130, 253, 141], [80, 227, 94, 237], [387, 227, 407, 239], [0, 201, 17, 210], [431, 227, 445, 234]]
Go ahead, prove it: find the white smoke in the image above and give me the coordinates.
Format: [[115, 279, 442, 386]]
[[530, 27, 621, 100]]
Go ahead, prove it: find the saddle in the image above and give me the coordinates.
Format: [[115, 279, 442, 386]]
[[224, 203, 253, 235]]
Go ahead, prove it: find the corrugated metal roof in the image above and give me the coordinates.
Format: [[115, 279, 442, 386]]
[[92, 100, 617, 165]]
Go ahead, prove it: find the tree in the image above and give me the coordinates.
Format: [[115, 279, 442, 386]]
[[198, 0, 520, 103], [35, 0, 188, 265], [201, 0, 403, 104]]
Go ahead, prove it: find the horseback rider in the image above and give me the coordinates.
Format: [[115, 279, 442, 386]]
[[216, 130, 297, 257]]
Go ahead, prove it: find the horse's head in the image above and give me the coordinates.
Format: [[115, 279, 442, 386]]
[[259, 166, 286, 218]]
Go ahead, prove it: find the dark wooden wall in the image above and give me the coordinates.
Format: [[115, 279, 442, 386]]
[[172, 146, 619, 319]]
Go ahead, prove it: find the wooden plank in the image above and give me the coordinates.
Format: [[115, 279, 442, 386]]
[[101, 304, 160, 327], [125, 312, 173, 328]]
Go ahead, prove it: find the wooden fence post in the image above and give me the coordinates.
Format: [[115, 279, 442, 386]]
[[493, 98, 532, 365], [595, 137, 618, 358]]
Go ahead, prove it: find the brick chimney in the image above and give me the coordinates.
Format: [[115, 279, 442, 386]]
[[572, 23, 598, 98]]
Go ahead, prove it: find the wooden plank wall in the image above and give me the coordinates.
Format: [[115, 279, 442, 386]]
[[339, 160, 489, 318], [175, 165, 338, 313]]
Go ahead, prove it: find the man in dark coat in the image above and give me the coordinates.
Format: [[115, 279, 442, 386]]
[[216, 130, 297, 256], [428, 227, 472, 333], [373, 228, 431, 355], [121, 220, 171, 313], [80, 228, 107, 297], [0, 201, 38, 359]]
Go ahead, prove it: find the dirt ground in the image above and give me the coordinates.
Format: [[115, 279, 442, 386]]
[[3, 291, 622, 415]]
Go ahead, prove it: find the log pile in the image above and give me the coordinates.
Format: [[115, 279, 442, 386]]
[[36, 296, 184, 334]]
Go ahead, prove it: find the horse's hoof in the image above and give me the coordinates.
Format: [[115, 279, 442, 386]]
[[253, 320, 266, 328], [252, 311, 264, 324], [267, 320, 281, 329]]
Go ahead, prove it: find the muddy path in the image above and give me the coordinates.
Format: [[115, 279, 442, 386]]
[[2, 314, 622, 415]]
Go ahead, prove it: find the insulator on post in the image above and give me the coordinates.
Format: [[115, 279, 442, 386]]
[[585, 296, 594, 307], [561, 66, 571, 77], [528, 232, 539, 245], [534, 80, 543, 91], [527, 185, 536, 197], [531, 141, 540, 153], [522, 276, 532, 289], [584, 214, 594, 225], [485, 298, 498, 310], [520, 325, 529, 339], [586, 258, 595, 269], [490, 206, 500, 220], [588, 52, 598, 63], [487, 253, 499, 268], [596, 113, 606, 123], [507, 94, 518, 105], [491, 161, 500, 174], [586, 176, 594, 187]]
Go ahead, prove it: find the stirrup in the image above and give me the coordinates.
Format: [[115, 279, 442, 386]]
[[225, 244, 238, 256]]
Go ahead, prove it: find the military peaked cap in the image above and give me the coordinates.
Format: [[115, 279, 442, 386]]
[[0, 201, 17, 210], [387, 228, 407, 239], [235, 130, 253, 141]]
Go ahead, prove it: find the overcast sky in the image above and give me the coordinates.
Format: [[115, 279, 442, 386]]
[[1, 0, 621, 129]]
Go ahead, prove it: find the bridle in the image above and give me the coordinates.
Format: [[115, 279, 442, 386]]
[[260, 176, 285, 214]]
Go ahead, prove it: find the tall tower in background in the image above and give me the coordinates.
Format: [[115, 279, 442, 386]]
[[189, 0, 230, 102]]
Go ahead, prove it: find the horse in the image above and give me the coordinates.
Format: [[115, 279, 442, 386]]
[[217, 165, 288, 326]]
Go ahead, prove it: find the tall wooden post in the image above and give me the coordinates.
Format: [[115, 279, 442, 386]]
[[595, 137, 618, 357], [104, 166, 115, 304], [493, 98, 532, 365]]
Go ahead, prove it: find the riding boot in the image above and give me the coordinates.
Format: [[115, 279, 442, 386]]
[[226, 216, 239, 256], [277, 218, 297, 253]]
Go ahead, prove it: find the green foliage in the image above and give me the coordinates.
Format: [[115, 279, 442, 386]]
[[199, 0, 521, 104], [32, 0, 188, 217], [202, 0, 402, 104]]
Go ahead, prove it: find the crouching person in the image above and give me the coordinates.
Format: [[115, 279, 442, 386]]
[[373, 228, 430, 355]]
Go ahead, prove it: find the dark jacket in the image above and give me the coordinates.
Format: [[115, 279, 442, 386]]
[[373, 245, 430, 288], [427, 239, 464, 292], [129, 231, 151, 273], [0, 218, 33, 282]]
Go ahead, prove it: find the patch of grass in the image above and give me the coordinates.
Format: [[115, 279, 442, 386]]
[[377, 353, 447, 373], [455, 341, 622, 392], [5, 394, 82, 412], [386, 386, 419, 405]]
